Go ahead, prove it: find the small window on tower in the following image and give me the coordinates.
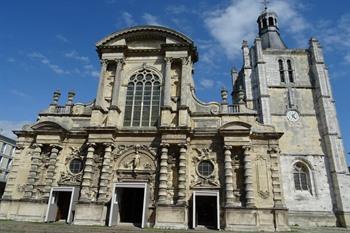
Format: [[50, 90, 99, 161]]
[[269, 17, 274, 26], [263, 18, 268, 28], [278, 59, 285, 83], [287, 60, 294, 83]]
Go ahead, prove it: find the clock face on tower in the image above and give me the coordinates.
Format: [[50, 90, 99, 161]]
[[286, 110, 300, 122]]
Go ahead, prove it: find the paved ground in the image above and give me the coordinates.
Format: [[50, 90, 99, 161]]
[[0, 220, 349, 233]]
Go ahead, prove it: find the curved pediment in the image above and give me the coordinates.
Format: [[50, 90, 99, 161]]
[[220, 121, 252, 131], [97, 25, 194, 47], [31, 121, 69, 132], [96, 25, 198, 61]]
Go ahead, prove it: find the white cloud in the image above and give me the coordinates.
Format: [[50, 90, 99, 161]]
[[204, 0, 309, 60], [56, 34, 69, 43], [345, 53, 350, 64], [143, 13, 161, 26], [65, 50, 89, 63], [200, 78, 215, 89], [10, 89, 29, 98], [166, 5, 187, 15], [122, 12, 136, 27], [28, 52, 69, 75], [0, 120, 31, 139]]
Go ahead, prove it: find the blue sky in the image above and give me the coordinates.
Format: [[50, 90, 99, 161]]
[[0, 0, 349, 164]]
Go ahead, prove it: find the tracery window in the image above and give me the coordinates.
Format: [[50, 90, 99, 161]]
[[124, 69, 161, 127], [293, 162, 310, 191], [278, 59, 285, 83], [287, 59, 294, 83]]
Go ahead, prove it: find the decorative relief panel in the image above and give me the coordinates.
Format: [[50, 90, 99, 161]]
[[113, 144, 157, 180], [255, 154, 270, 199], [191, 147, 220, 188], [59, 146, 84, 186]]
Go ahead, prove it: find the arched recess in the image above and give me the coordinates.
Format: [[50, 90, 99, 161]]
[[291, 159, 316, 195], [113, 145, 157, 181]]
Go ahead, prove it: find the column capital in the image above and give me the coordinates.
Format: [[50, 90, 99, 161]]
[[224, 145, 232, 150], [178, 143, 187, 149], [180, 57, 189, 65], [103, 142, 114, 150], [160, 142, 169, 148], [50, 144, 63, 150], [30, 143, 42, 150], [267, 145, 280, 154], [100, 59, 109, 66], [164, 57, 173, 63], [86, 142, 96, 150], [242, 145, 251, 153], [114, 58, 124, 64]]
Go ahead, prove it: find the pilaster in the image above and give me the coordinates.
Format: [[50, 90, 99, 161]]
[[268, 146, 284, 208], [43, 145, 62, 199], [24, 144, 42, 199], [224, 146, 235, 207], [95, 59, 109, 108], [98, 143, 113, 202], [177, 143, 187, 205], [158, 143, 169, 204], [80, 143, 96, 202], [254, 37, 271, 124], [243, 145, 255, 208], [242, 40, 254, 109]]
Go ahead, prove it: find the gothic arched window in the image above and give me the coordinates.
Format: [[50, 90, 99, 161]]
[[278, 59, 285, 83], [293, 162, 310, 191], [287, 60, 294, 83], [124, 69, 161, 127]]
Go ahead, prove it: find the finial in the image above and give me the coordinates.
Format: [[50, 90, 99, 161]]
[[238, 85, 245, 104], [221, 87, 228, 104], [51, 90, 61, 105], [66, 91, 76, 105], [261, 0, 270, 11]]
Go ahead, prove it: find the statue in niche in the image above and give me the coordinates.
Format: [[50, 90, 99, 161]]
[[126, 153, 141, 171]]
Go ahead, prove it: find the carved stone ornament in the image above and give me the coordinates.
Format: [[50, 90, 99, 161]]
[[191, 148, 220, 188], [256, 154, 270, 199], [59, 146, 84, 185], [113, 144, 156, 180]]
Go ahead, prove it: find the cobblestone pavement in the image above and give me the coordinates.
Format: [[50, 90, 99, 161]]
[[0, 221, 349, 233]]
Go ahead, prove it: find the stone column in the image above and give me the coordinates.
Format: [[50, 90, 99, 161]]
[[24, 144, 42, 198], [268, 146, 284, 208], [98, 143, 113, 202], [163, 57, 172, 107], [110, 59, 124, 109], [224, 146, 235, 207], [44, 145, 61, 198], [80, 143, 96, 201], [177, 143, 187, 205], [95, 60, 108, 107], [243, 145, 255, 208], [158, 143, 169, 204]]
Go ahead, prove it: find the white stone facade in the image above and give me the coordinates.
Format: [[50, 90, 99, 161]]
[[0, 10, 349, 231]]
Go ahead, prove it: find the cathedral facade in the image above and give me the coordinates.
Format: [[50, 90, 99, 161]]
[[0, 10, 349, 231]]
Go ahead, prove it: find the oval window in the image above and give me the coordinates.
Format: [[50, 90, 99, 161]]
[[69, 159, 83, 174], [197, 160, 214, 177]]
